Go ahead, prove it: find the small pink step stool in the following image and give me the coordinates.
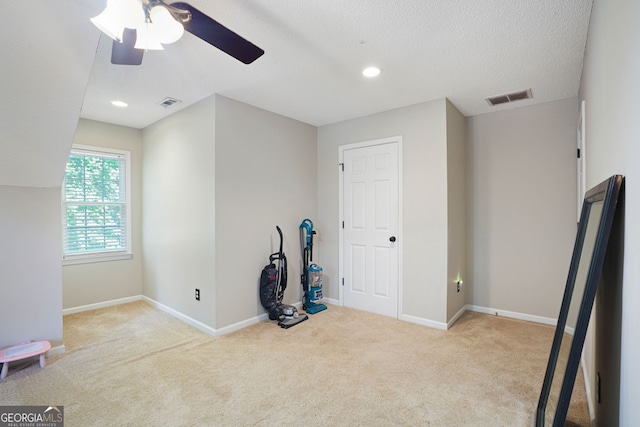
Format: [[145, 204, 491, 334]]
[[0, 340, 51, 379]]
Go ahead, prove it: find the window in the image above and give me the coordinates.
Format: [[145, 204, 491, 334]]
[[62, 145, 131, 264]]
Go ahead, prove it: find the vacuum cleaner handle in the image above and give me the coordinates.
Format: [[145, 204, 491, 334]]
[[276, 226, 283, 256], [300, 219, 314, 259], [301, 219, 313, 243]]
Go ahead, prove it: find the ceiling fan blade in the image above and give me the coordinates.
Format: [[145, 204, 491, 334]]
[[170, 2, 264, 64], [111, 28, 144, 65]]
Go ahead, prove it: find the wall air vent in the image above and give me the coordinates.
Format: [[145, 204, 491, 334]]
[[160, 97, 182, 108], [485, 89, 533, 106]]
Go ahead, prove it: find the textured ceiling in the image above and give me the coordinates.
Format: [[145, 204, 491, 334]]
[[81, 0, 593, 129], [1, 1, 592, 187]]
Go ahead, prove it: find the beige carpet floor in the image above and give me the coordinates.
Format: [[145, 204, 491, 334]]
[[1, 301, 589, 426]]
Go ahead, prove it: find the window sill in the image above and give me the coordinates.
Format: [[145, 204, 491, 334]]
[[62, 252, 133, 266]]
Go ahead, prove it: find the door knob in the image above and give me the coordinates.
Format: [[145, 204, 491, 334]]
[[389, 236, 396, 242]]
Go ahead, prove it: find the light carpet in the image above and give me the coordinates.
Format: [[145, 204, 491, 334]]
[[0, 301, 589, 426]]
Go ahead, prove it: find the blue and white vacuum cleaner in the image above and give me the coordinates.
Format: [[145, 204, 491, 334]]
[[300, 219, 327, 314]]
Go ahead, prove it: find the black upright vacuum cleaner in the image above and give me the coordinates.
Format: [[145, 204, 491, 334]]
[[260, 226, 308, 328]]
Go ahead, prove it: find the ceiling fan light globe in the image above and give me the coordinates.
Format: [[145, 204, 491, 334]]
[[149, 6, 185, 44], [134, 24, 165, 50], [158, 24, 184, 45], [90, 9, 125, 41], [119, 0, 146, 28]]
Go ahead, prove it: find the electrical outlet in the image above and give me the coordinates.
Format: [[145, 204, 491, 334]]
[[195, 288, 200, 301], [457, 282, 461, 293]]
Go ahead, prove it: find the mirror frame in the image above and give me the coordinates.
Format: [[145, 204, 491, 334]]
[[536, 174, 624, 426]]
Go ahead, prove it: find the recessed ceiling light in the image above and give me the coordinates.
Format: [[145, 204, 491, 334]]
[[111, 100, 128, 107], [362, 66, 381, 77]]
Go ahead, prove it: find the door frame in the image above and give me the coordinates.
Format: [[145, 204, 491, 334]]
[[338, 136, 404, 317], [577, 100, 586, 222]]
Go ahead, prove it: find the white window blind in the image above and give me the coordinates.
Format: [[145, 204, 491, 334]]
[[62, 146, 131, 261]]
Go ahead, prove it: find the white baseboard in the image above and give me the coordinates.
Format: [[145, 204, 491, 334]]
[[141, 296, 218, 337], [447, 305, 468, 329], [142, 296, 280, 337], [400, 304, 558, 332], [581, 352, 596, 425], [467, 305, 557, 326], [325, 297, 449, 331], [400, 313, 448, 330], [47, 345, 66, 356], [216, 312, 271, 336], [321, 297, 340, 306], [64, 297, 559, 343], [63, 295, 142, 315], [64, 295, 307, 338], [327, 299, 451, 330], [300, 299, 554, 332]]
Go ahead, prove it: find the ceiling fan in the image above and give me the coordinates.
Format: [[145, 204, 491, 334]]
[[91, 0, 264, 66]]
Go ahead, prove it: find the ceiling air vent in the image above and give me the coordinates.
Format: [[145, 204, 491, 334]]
[[160, 97, 182, 108], [485, 89, 533, 106]]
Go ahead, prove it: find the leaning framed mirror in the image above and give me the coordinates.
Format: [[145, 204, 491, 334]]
[[536, 174, 624, 426]]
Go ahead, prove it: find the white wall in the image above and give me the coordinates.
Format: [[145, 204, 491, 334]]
[[467, 98, 578, 319], [62, 119, 143, 309], [142, 96, 216, 328], [446, 100, 467, 321], [579, 0, 640, 424], [214, 95, 317, 328], [0, 186, 63, 348], [318, 99, 450, 324], [142, 94, 316, 331], [0, 1, 99, 189]]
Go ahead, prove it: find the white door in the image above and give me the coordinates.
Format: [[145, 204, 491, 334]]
[[342, 140, 400, 318]]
